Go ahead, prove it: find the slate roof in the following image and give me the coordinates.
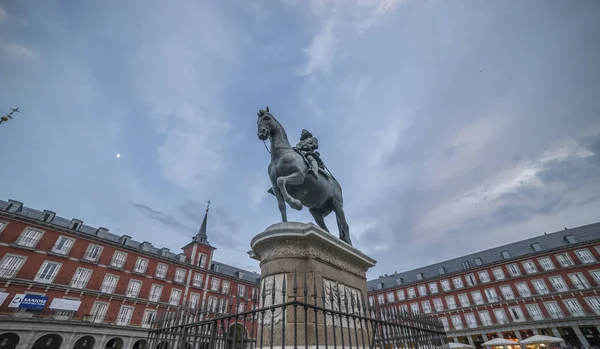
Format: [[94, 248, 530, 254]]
[[0, 199, 260, 284], [367, 222, 600, 291]]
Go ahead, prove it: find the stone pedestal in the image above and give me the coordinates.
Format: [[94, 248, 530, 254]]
[[249, 222, 377, 348]]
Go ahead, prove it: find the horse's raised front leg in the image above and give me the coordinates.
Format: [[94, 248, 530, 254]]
[[276, 171, 304, 211], [270, 183, 287, 222]]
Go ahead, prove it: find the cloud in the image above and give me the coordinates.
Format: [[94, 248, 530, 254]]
[[0, 6, 7, 24], [130, 201, 195, 235], [297, 18, 337, 77], [1, 40, 37, 60]]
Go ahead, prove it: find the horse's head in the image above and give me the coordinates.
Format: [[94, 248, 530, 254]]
[[257, 106, 275, 141]]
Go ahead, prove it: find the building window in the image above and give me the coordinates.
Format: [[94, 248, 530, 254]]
[[155, 263, 168, 278], [83, 244, 102, 262], [450, 315, 463, 330], [526, 303, 544, 320], [169, 289, 182, 305], [377, 294, 385, 305], [110, 251, 127, 268], [484, 288, 499, 303], [501, 250, 511, 259], [544, 301, 563, 318], [499, 285, 514, 300], [34, 261, 61, 283], [100, 274, 118, 294], [428, 282, 439, 294], [238, 284, 246, 297], [563, 299, 584, 316], [493, 309, 508, 324], [564, 234, 577, 244], [461, 261, 470, 269], [515, 282, 531, 297], [556, 253, 574, 267], [568, 273, 590, 289], [464, 313, 477, 328], [396, 289, 405, 300], [507, 264, 520, 277], [416, 273, 423, 280], [149, 284, 163, 302], [208, 296, 218, 312], [116, 306, 133, 326], [508, 306, 525, 322], [590, 270, 600, 286], [142, 310, 157, 329], [458, 293, 470, 307], [386, 292, 395, 303], [0, 254, 26, 278], [127, 280, 142, 298], [70, 268, 92, 289], [421, 300, 432, 313], [376, 283, 383, 290], [193, 273, 203, 287], [211, 278, 220, 291], [16, 228, 43, 248], [465, 274, 477, 286], [440, 279, 451, 291], [89, 302, 109, 323], [51, 236, 75, 255], [452, 277, 464, 289], [218, 298, 229, 313], [437, 267, 446, 275], [399, 304, 408, 313], [549, 276, 568, 292], [222, 280, 230, 294], [474, 257, 482, 266], [478, 311, 492, 326], [410, 303, 420, 314], [440, 317, 449, 331], [189, 293, 201, 309], [531, 242, 542, 252], [0, 221, 6, 233], [531, 279, 550, 295], [478, 270, 490, 283], [492, 267, 505, 280], [471, 291, 484, 305], [407, 287, 416, 299], [174, 268, 186, 283], [237, 301, 245, 313], [575, 249, 595, 264], [445, 296, 457, 309], [538, 257, 555, 270], [585, 297, 600, 315], [395, 277, 403, 285], [417, 285, 427, 297], [198, 253, 208, 268], [433, 298, 444, 311], [522, 260, 537, 274], [134, 257, 148, 273]]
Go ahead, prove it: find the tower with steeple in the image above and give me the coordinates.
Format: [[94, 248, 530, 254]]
[[182, 200, 216, 269]]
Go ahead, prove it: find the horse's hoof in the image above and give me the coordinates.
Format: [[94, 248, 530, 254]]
[[290, 200, 303, 211]]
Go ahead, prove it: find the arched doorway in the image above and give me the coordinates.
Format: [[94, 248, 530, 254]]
[[105, 338, 123, 349], [32, 334, 63, 349], [73, 336, 95, 349], [156, 341, 169, 349], [132, 340, 147, 349], [0, 333, 20, 349], [226, 323, 247, 349]]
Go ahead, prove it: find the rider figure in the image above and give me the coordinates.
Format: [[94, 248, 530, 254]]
[[295, 129, 322, 180]]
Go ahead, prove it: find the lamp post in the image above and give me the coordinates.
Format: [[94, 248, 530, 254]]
[[0, 108, 21, 125]]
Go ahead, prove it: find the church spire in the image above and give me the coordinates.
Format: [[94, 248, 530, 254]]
[[193, 200, 210, 244]]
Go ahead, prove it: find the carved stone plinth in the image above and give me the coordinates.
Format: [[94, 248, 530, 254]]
[[249, 222, 377, 348]]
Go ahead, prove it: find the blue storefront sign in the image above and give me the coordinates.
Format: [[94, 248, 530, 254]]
[[9, 294, 48, 310]]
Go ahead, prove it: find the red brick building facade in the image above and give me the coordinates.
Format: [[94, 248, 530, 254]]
[[0, 199, 260, 349], [367, 223, 600, 349]]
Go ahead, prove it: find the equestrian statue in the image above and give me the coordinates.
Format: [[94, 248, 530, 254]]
[[256, 106, 352, 245]]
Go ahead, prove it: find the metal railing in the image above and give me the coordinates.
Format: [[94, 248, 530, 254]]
[[149, 271, 449, 349]]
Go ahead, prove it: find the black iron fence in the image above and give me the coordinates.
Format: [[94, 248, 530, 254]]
[[149, 272, 449, 349]]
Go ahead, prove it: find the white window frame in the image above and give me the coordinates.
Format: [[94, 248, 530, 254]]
[[127, 279, 142, 298], [174, 268, 186, 283], [142, 309, 157, 328], [34, 260, 62, 283], [478, 270, 491, 283], [493, 308, 508, 324], [464, 313, 477, 328], [84, 244, 103, 262], [433, 298, 444, 312], [515, 282, 531, 297], [549, 276, 569, 292], [507, 264, 521, 277], [222, 280, 230, 294], [193, 273, 203, 287], [198, 253, 208, 268], [211, 278, 220, 291], [0, 253, 27, 278], [428, 282, 439, 294], [377, 294, 385, 305], [575, 249, 595, 264], [556, 253, 574, 267], [458, 293, 470, 307], [465, 273, 477, 286], [396, 289, 405, 300], [450, 315, 463, 330], [51, 236, 75, 255], [492, 267, 505, 280], [116, 305, 134, 326], [417, 284, 427, 297], [439, 317, 449, 331], [407, 287, 416, 298], [421, 300, 432, 313], [522, 260, 537, 274], [471, 290, 484, 305], [508, 306, 525, 322], [110, 251, 128, 268], [568, 272, 590, 289], [526, 303, 544, 320], [478, 311, 493, 326], [589, 270, 600, 286], [169, 288, 182, 305], [452, 277, 464, 289], [149, 284, 163, 302], [440, 279, 451, 291], [386, 292, 395, 303], [100, 274, 119, 294], [15, 228, 44, 248], [0, 220, 7, 234], [238, 284, 246, 297], [538, 256, 555, 270], [70, 267, 92, 289], [499, 285, 514, 300], [584, 297, 600, 315], [484, 288, 499, 303], [155, 263, 168, 278], [563, 298, 585, 317], [445, 295, 457, 309], [189, 293, 201, 309], [544, 301, 563, 319], [532, 279, 550, 295], [134, 257, 149, 273], [90, 301, 109, 323]]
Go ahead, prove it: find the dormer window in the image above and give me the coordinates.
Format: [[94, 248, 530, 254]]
[[395, 278, 403, 285], [211, 264, 219, 272], [236, 271, 244, 279], [437, 267, 446, 275], [119, 235, 132, 245], [95, 227, 109, 237], [531, 243, 542, 252], [501, 250, 511, 259], [564, 234, 577, 244], [474, 258, 482, 266], [69, 219, 83, 231], [158, 248, 170, 257], [416, 273, 424, 280], [42, 210, 55, 223], [376, 282, 383, 290], [461, 261, 470, 269], [5, 200, 22, 213]]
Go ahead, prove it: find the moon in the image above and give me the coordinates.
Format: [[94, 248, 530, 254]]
[[116, 153, 121, 158]]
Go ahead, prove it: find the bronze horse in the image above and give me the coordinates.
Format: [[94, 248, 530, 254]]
[[256, 107, 352, 245]]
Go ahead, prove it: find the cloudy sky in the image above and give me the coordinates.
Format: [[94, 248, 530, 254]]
[[1, 0, 599, 278]]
